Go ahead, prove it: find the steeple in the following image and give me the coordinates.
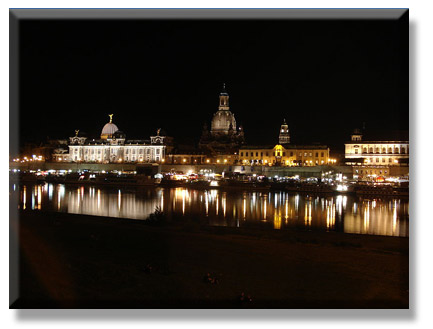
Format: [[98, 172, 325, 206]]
[[219, 83, 229, 110], [279, 119, 290, 145], [351, 128, 363, 142]]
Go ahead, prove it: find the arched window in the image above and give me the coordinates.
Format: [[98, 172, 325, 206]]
[[388, 147, 393, 154]]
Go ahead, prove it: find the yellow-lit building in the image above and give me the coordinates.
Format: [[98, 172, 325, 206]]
[[345, 129, 409, 180], [238, 144, 330, 166], [345, 129, 409, 166]]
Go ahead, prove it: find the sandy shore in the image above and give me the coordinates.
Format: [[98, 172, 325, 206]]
[[10, 210, 409, 308]]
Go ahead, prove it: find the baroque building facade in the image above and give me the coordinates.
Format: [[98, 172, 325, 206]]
[[55, 115, 168, 163], [345, 129, 409, 166], [239, 119, 329, 166], [344, 129, 409, 180]]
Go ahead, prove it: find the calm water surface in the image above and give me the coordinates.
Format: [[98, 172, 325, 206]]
[[11, 183, 409, 237]]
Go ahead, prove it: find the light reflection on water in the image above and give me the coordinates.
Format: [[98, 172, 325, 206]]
[[13, 183, 409, 237]]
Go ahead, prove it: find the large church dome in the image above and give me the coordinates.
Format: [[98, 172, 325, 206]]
[[210, 84, 237, 135], [100, 114, 119, 139], [211, 110, 236, 135]]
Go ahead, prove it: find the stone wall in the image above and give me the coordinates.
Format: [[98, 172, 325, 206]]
[[10, 162, 354, 178]]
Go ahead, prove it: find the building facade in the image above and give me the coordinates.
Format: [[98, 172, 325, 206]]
[[345, 129, 409, 166], [59, 115, 167, 164], [238, 119, 329, 166], [238, 144, 330, 166]]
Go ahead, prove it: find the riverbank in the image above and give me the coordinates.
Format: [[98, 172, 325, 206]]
[[11, 210, 409, 308]]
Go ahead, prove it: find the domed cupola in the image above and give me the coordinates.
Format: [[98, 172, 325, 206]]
[[210, 83, 237, 136], [101, 114, 119, 139]]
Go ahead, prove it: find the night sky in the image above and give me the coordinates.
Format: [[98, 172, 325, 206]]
[[18, 14, 408, 152]]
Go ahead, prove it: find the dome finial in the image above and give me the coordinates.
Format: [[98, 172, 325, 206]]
[[283, 118, 287, 124], [109, 113, 113, 123], [75, 129, 79, 137]]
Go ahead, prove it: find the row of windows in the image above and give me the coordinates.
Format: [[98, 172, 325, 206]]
[[370, 158, 396, 163], [354, 147, 408, 154], [355, 169, 388, 175], [241, 151, 326, 157], [74, 148, 162, 155], [125, 148, 161, 155]]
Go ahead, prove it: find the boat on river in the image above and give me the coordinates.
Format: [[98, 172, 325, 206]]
[[355, 184, 409, 197]]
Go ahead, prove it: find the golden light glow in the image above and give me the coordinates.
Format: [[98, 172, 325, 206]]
[[274, 210, 282, 229], [23, 186, 26, 210]]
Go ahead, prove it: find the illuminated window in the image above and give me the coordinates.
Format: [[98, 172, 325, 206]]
[[376, 158, 379, 163], [355, 149, 358, 154], [309, 153, 312, 157], [321, 152, 324, 157], [304, 152, 307, 157], [382, 158, 385, 162], [240, 152, 243, 156]]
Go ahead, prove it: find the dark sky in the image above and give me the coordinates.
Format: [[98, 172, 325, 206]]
[[18, 15, 408, 151]]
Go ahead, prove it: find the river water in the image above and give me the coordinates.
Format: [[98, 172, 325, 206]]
[[11, 183, 409, 237]]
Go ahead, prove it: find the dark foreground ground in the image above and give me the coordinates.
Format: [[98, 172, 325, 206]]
[[10, 210, 409, 308]]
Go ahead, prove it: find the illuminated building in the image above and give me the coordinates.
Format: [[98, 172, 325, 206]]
[[345, 129, 409, 166], [279, 119, 290, 145], [199, 84, 245, 155], [238, 120, 329, 166], [62, 115, 167, 163], [345, 129, 409, 180], [239, 144, 330, 166]]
